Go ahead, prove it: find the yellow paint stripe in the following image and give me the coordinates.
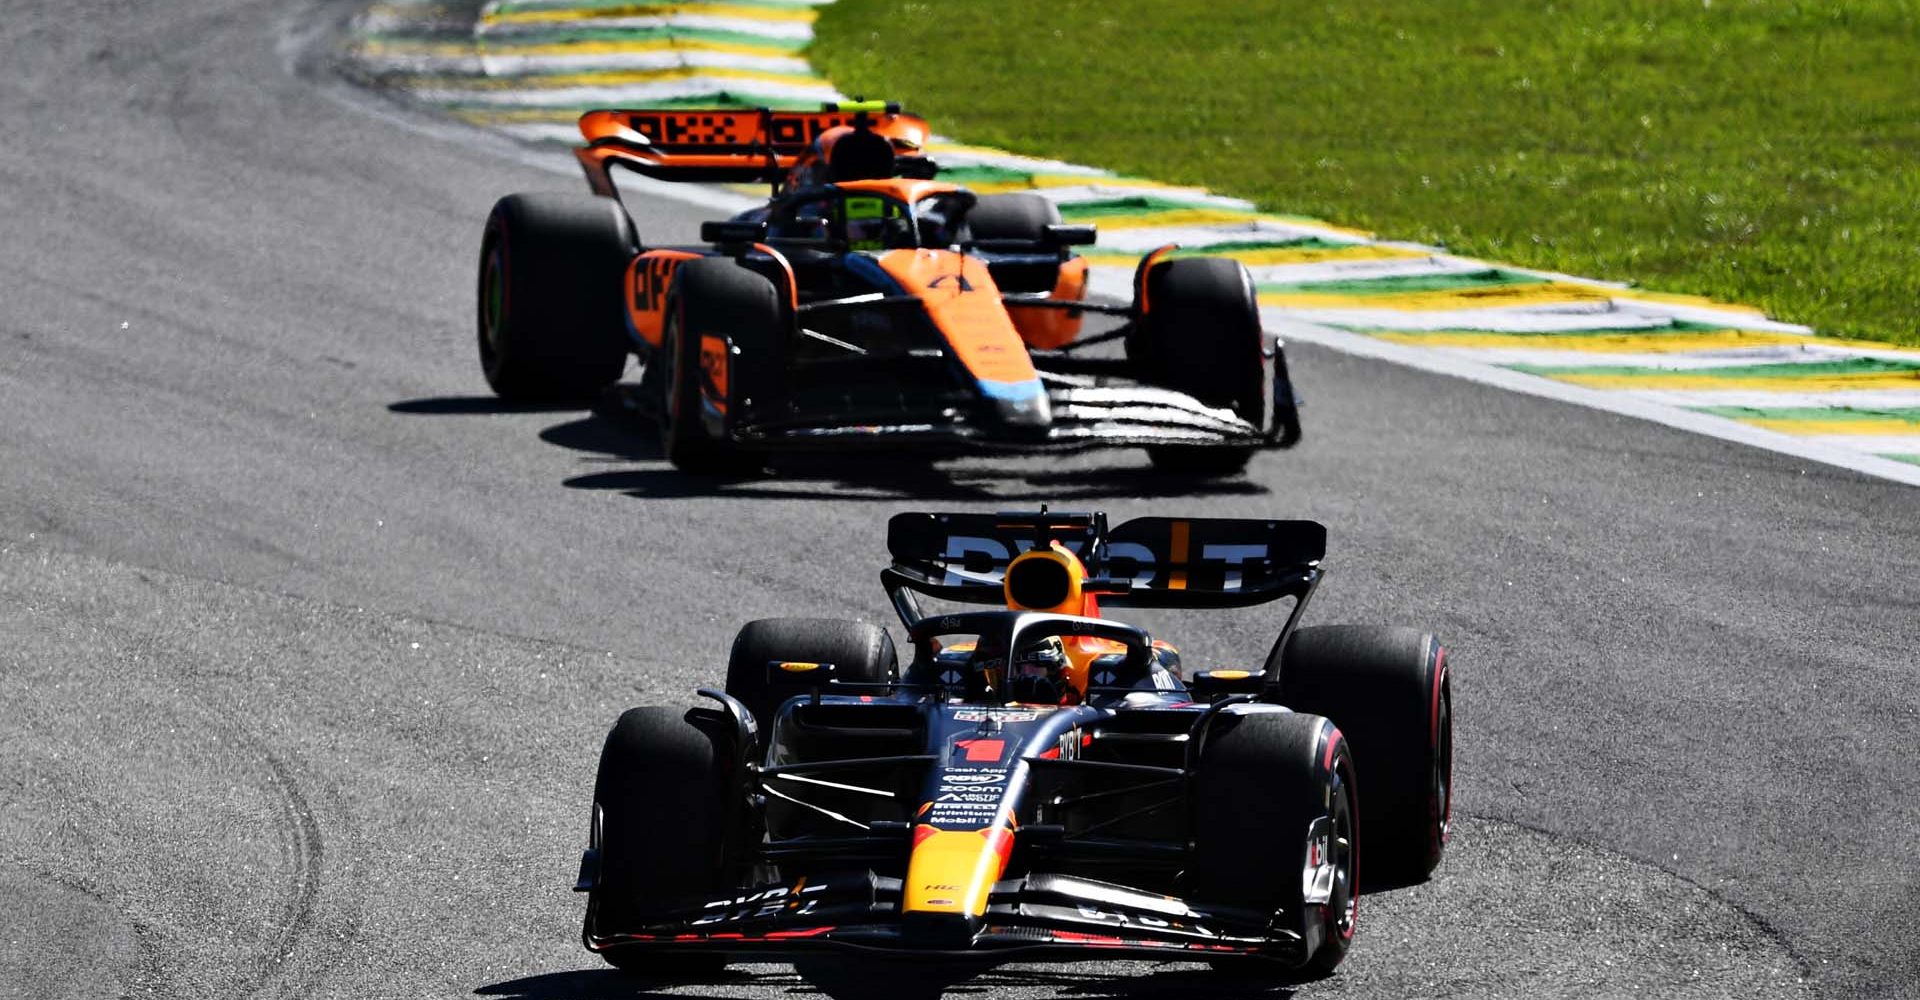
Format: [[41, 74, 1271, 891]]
[[482, 4, 817, 27], [1261, 281, 1614, 311], [1069, 207, 1265, 230], [1374, 329, 1815, 353], [1611, 287, 1766, 314], [1740, 417, 1920, 436], [415, 64, 822, 90], [1547, 371, 1920, 391], [360, 37, 799, 60], [963, 175, 1207, 195], [1083, 244, 1424, 269]]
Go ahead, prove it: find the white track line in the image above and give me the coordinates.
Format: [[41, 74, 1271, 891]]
[[1269, 317, 1920, 486]]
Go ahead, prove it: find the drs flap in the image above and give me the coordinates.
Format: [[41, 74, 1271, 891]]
[[886, 511, 1324, 608]]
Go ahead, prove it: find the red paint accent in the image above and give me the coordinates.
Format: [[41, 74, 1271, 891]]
[[983, 826, 1015, 865], [765, 926, 832, 939], [913, 825, 938, 846], [958, 738, 1005, 762], [709, 933, 744, 940], [1050, 930, 1129, 945], [1038, 746, 1061, 759]]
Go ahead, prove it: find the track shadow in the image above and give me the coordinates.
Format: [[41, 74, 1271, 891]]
[[390, 395, 590, 416], [542, 410, 1267, 502], [473, 959, 1301, 1000], [393, 388, 1269, 501]]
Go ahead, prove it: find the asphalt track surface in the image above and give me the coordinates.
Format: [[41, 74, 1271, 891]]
[[2, 2, 1917, 997]]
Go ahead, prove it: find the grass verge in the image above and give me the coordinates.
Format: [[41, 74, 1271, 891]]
[[811, 0, 1920, 345]]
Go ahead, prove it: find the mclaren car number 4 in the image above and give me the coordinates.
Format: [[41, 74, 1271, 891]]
[[476, 101, 1301, 477], [574, 509, 1454, 980]]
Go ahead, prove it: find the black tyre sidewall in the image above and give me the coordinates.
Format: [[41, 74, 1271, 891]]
[[1273, 625, 1451, 882], [1191, 711, 1357, 976], [478, 193, 634, 402], [965, 192, 1062, 242], [1133, 257, 1265, 475], [659, 258, 783, 473], [723, 618, 899, 730], [590, 706, 736, 936]]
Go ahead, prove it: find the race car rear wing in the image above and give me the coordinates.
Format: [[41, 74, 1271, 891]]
[[881, 509, 1325, 612], [574, 101, 932, 196]]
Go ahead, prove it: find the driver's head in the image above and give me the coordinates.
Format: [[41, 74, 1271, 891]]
[[1007, 635, 1081, 705]]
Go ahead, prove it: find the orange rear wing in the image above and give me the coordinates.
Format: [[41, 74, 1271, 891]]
[[573, 102, 931, 196]]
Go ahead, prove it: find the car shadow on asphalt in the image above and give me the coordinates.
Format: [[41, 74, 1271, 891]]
[[473, 958, 1303, 999], [389, 396, 589, 416], [391, 392, 1269, 501]]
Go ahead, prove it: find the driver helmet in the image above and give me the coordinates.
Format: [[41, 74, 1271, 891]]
[[1007, 635, 1079, 705]]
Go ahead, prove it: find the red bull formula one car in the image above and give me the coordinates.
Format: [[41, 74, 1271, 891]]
[[575, 509, 1452, 979], [477, 101, 1301, 477]]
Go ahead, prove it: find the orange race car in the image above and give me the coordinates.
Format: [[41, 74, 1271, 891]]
[[476, 101, 1302, 476]]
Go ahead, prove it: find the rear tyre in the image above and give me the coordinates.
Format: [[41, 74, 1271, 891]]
[[588, 706, 738, 974], [724, 618, 899, 730], [964, 192, 1061, 242], [1274, 625, 1451, 885], [1192, 711, 1358, 979], [659, 259, 781, 475], [1129, 257, 1265, 477], [477, 193, 635, 402]]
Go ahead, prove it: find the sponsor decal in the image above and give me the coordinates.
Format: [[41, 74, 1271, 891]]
[[941, 773, 1006, 785], [691, 882, 827, 926], [1073, 905, 1221, 938], [952, 708, 1047, 723], [935, 791, 1001, 804], [954, 738, 1008, 763], [935, 534, 1270, 591]]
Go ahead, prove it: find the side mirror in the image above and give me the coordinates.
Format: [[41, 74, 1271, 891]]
[[766, 659, 838, 689], [1043, 224, 1097, 248], [1188, 668, 1268, 700], [896, 156, 941, 179], [702, 220, 768, 245]]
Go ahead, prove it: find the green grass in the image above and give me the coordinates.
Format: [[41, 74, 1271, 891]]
[[810, 0, 1920, 345]]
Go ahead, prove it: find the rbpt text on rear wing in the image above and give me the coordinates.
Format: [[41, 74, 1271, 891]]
[[883, 510, 1325, 610]]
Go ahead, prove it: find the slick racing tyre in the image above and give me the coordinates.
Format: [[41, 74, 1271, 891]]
[[965, 193, 1068, 293], [1274, 625, 1451, 885], [658, 258, 781, 475], [964, 192, 1061, 243], [1129, 257, 1266, 477], [477, 193, 634, 402], [1192, 711, 1358, 979], [588, 706, 737, 974], [724, 618, 899, 730]]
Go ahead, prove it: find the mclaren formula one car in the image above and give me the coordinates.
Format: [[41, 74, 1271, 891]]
[[576, 510, 1452, 979], [477, 101, 1301, 477]]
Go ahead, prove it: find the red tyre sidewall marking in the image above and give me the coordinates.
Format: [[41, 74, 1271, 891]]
[[1322, 722, 1358, 941], [1429, 643, 1451, 847]]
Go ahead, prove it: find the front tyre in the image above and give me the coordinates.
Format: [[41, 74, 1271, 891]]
[[477, 193, 635, 402], [1192, 711, 1358, 979], [587, 706, 737, 974], [1130, 257, 1266, 477], [658, 258, 781, 475]]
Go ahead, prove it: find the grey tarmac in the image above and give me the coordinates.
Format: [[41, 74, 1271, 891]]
[[0, 2, 1915, 997]]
